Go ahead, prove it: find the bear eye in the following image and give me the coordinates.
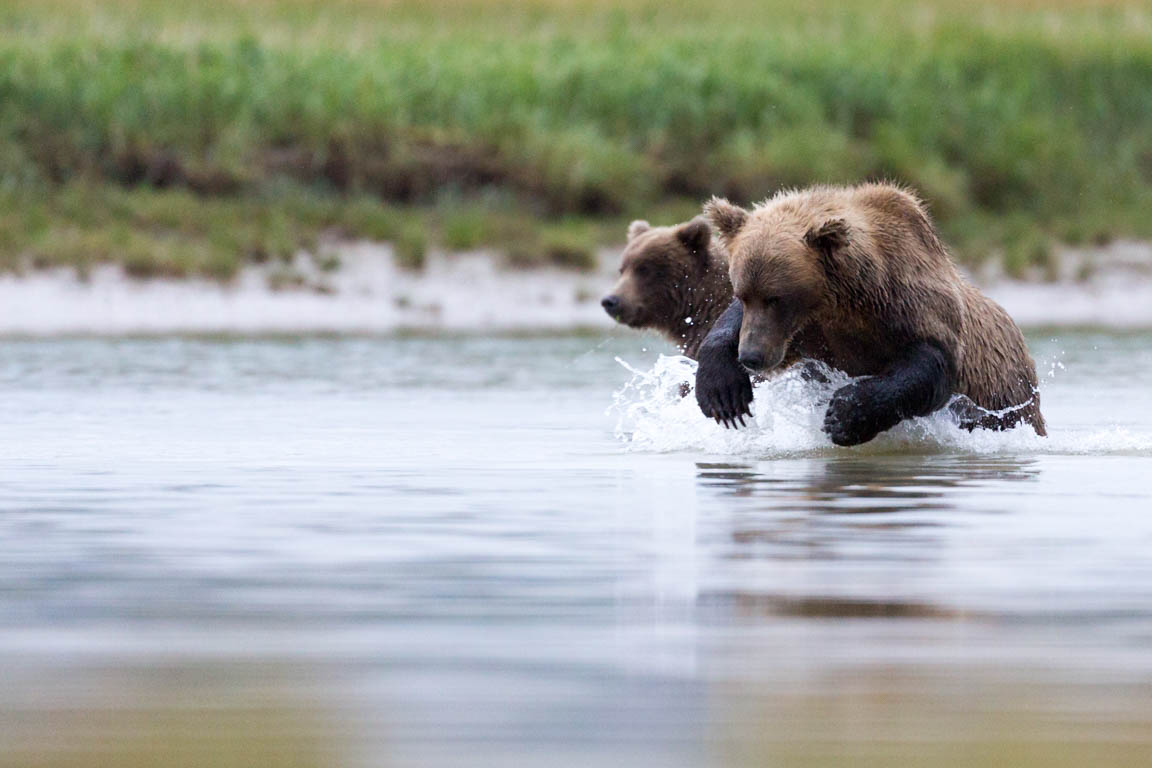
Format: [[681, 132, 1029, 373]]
[[633, 264, 650, 277]]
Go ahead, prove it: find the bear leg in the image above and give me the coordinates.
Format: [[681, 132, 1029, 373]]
[[695, 298, 753, 428], [823, 341, 955, 446]]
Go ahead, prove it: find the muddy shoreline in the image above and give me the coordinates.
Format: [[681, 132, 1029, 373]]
[[2, 240, 1150, 336]]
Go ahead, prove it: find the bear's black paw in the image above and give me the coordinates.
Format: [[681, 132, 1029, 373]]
[[947, 395, 1022, 433], [946, 396, 986, 433], [695, 345, 753, 429], [822, 383, 886, 447]]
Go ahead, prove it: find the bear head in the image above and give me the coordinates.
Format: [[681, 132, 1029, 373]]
[[704, 196, 845, 373], [601, 217, 716, 334]]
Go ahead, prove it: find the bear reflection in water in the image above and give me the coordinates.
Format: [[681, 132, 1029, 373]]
[[696, 455, 1039, 514], [693, 455, 1040, 621]]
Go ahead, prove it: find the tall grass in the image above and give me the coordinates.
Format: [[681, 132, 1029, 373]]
[[2, 0, 1152, 277]]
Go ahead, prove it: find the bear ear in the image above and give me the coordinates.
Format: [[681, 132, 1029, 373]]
[[703, 197, 749, 246], [804, 218, 850, 254], [627, 220, 651, 241], [675, 216, 711, 258]]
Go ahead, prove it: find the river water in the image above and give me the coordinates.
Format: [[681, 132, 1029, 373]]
[[1, 331, 1151, 766]]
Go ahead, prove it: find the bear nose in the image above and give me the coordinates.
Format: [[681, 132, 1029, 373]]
[[738, 350, 765, 371], [601, 295, 621, 316]]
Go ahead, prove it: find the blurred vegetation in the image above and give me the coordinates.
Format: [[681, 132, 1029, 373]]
[[2, 0, 1152, 279]]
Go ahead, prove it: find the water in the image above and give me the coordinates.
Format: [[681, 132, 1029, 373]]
[[2, 331, 1151, 766]]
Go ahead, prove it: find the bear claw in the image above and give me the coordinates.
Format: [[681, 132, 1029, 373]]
[[694, 340, 754, 429]]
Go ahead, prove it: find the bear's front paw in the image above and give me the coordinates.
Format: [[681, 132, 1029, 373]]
[[822, 383, 886, 447], [695, 345, 753, 429]]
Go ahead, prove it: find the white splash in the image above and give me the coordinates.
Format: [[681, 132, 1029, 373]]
[[609, 355, 1152, 457]]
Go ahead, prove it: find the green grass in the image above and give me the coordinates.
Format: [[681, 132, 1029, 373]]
[[2, 0, 1152, 278], [0, 182, 615, 279]]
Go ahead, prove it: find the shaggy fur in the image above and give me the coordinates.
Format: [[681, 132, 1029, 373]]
[[700, 182, 1046, 440], [602, 217, 733, 358]]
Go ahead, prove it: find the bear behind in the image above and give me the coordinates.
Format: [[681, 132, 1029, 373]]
[[601, 217, 733, 358]]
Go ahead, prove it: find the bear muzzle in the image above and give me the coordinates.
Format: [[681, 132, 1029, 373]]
[[737, 342, 786, 373], [601, 295, 646, 327]]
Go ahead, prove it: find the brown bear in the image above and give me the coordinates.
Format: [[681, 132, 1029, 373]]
[[601, 217, 733, 359], [696, 182, 1046, 445]]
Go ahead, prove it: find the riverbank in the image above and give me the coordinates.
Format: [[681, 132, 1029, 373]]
[[4, 0, 1152, 275], [2, 239, 1151, 336]]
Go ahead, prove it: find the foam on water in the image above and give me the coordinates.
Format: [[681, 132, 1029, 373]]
[[610, 354, 1152, 457]]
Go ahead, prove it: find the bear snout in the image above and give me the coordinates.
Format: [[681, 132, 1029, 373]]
[[602, 295, 644, 326], [737, 350, 765, 371]]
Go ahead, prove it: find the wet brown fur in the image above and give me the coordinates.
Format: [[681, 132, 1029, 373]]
[[706, 182, 1046, 435], [604, 217, 734, 358]]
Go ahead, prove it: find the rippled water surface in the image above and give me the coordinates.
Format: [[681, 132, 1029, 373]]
[[2, 331, 1151, 766]]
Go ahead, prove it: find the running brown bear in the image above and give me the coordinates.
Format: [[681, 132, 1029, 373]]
[[696, 182, 1046, 445]]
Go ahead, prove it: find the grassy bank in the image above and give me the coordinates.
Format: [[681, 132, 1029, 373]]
[[0, 183, 625, 280], [2, 0, 1152, 279]]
